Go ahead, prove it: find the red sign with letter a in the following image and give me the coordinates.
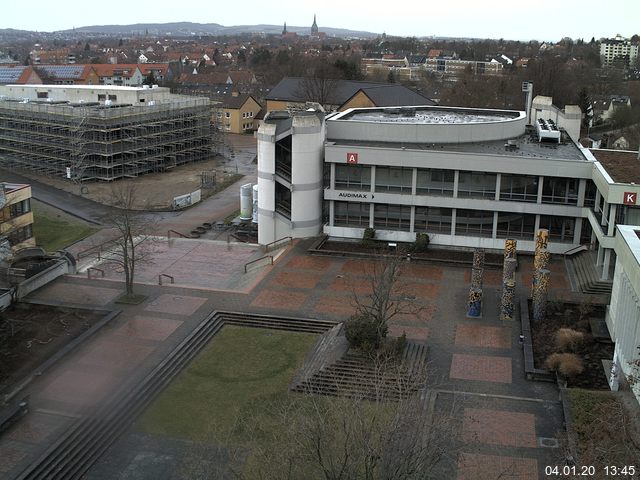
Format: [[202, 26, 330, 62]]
[[623, 192, 637, 205], [346, 152, 358, 164]]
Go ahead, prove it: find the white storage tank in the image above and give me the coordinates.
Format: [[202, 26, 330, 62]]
[[239, 183, 253, 220], [252, 184, 258, 223]]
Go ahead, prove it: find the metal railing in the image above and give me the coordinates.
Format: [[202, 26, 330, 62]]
[[264, 236, 293, 253], [77, 238, 118, 262], [158, 274, 174, 285], [244, 255, 273, 273], [87, 267, 105, 279], [167, 229, 189, 239], [563, 244, 588, 258]]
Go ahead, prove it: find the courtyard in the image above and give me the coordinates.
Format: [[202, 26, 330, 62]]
[[0, 238, 608, 479]]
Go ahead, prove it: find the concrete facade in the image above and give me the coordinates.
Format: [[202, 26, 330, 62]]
[[530, 96, 582, 142], [0, 84, 174, 104], [257, 111, 325, 244], [256, 104, 640, 285], [607, 225, 640, 402], [321, 105, 591, 254]]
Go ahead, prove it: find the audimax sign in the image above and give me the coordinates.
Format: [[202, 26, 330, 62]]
[[338, 192, 369, 199]]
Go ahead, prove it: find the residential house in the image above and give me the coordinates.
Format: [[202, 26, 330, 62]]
[[265, 77, 435, 112], [31, 64, 99, 85], [93, 64, 170, 86], [30, 48, 75, 64], [0, 66, 43, 85], [219, 92, 262, 133], [591, 95, 632, 122]]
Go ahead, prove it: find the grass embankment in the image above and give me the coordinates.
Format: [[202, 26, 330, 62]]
[[567, 388, 640, 466], [204, 173, 244, 199], [32, 201, 98, 251], [137, 326, 317, 442]]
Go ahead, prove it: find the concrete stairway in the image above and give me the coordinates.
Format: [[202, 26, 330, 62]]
[[291, 342, 429, 401], [567, 251, 613, 295]]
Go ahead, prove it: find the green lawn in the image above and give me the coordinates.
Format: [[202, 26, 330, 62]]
[[32, 204, 98, 252], [137, 326, 317, 443]]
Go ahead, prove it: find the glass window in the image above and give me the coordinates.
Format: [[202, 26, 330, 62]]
[[458, 171, 497, 199], [373, 204, 411, 231], [455, 209, 494, 237], [335, 165, 371, 191], [375, 167, 413, 194], [539, 215, 575, 243], [416, 168, 454, 196], [584, 181, 597, 208], [496, 212, 536, 240], [6, 199, 31, 219], [542, 177, 578, 205], [6, 224, 33, 246], [334, 201, 369, 227], [415, 206, 452, 233], [500, 174, 538, 202]]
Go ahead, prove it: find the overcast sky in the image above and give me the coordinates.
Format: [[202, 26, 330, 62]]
[[2, 0, 639, 42]]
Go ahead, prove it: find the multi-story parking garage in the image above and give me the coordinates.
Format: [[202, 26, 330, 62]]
[[0, 84, 213, 182]]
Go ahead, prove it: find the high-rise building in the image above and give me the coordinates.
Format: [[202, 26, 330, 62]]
[[600, 34, 639, 67]]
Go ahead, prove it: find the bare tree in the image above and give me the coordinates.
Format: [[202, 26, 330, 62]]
[[346, 253, 422, 351], [296, 64, 341, 111], [103, 184, 156, 298], [234, 359, 455, 480]]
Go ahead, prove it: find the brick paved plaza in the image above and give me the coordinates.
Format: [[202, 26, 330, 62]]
[[0, 238, 570, 479]]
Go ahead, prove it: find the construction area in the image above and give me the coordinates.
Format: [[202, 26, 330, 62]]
[[0, 85, 214, 182]]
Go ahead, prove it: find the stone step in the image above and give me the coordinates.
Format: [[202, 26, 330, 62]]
[[569, 252, 612, 296]]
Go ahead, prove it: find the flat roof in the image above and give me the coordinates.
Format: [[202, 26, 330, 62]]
[[1, 182, 29, 193], [7, 84, 167, 92], [333, 105, 522, 125], [590, 149, 640, 184], [330, 133, 588, 162]]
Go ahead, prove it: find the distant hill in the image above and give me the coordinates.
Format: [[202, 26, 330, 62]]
[[62, 21, 378, 38]]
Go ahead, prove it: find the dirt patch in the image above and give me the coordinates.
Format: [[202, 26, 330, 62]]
[[530, 301, 613, 389], [11, 157, 235, 210], [0, 302, 107, 393]]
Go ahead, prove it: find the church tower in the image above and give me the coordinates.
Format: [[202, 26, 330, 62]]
[[311, 14, 318, 36], [282, 22, 287, 35]]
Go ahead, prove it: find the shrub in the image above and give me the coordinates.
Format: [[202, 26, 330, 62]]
[[344, 313, 383, 353], [361, 228, 376, 248], [545, 353, 584, 377], [554, 328, 585, 352], [379, 332, 407, 360], [411, 233, 430, 253]]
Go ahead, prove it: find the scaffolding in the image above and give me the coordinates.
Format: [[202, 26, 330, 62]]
[[0, 96, 213, 182]]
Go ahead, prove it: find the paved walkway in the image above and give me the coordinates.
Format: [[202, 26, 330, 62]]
[[0, 240, 572, 479]]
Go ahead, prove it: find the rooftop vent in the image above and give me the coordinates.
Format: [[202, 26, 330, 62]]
[[535, 118, 561, 143]]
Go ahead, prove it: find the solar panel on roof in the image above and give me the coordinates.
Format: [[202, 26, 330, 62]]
[[38, 65, 84, 79], [0, 67, 24, 83]]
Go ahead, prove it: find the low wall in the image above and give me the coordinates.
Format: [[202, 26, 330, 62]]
[[16, 259, 71, 299], [0, 289, 12, 310]]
